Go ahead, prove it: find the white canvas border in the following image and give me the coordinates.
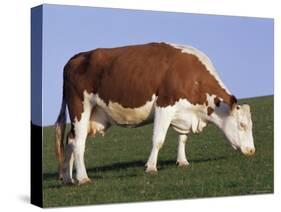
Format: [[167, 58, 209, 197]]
[[0, 0, 279, 211]]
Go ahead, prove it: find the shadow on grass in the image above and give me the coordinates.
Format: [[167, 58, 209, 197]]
[[43, 155, 228, 181]]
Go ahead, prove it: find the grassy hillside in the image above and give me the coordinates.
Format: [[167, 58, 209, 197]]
[[42, 95, 273, 207]]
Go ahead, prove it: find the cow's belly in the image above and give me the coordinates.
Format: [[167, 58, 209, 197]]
[[94, 94, 156, 126]]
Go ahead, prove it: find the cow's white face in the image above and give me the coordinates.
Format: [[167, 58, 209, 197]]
[[223, 104, 255, 156]]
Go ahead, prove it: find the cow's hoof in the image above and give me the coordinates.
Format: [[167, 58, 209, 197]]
[[77, 177, 92, 185], [63, 178, 75, 186], [58, 171, 64, 181], [145, 167, 158, 175], [58, 167, 64, 180], [176, 160, 190, 167], [58, 174, 63, 181]]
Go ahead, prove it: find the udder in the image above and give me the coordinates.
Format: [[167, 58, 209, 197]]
[[88, 107, 109, 137]]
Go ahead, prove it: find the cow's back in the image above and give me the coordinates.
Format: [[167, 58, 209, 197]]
[[94, 42, 175, 108]]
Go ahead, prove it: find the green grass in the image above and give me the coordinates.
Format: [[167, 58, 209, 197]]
[[42, 95, 273, 207]]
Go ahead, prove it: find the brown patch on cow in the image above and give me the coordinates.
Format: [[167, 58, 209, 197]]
[[207, 107, 214, 116], [62, 42, 236, 122], [214, 97, 221, 107]]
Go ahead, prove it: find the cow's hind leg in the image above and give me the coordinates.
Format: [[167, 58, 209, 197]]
[[73, 91, 94, 184], [145, 106, 175, 173], [62, 130, 75, 185], [176, 134, 189, 167], [62, 91, 94, 185]]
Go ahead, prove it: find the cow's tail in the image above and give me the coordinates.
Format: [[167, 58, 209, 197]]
[[55, 84, 67, 179]]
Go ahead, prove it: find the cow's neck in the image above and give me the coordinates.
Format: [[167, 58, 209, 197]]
[[207, 102, 231, 129]]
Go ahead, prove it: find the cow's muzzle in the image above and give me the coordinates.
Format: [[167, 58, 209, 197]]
[[241, 147, 256, 157]]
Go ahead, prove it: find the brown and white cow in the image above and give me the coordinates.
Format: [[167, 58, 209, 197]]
[[55, 42, 255, 185]]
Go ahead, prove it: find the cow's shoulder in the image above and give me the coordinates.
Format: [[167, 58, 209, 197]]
[[168, 43, 230, 93]]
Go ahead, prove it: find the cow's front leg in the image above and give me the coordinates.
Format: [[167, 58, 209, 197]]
[[176, 134, 189, 167], [146, 106, 175, 173]]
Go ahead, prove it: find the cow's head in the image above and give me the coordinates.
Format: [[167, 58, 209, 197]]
[[222, 104, 255, 156]]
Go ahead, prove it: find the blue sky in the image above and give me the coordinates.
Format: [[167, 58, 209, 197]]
[[36, 4, 273, 126]]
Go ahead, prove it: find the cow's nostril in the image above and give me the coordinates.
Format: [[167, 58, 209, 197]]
[[242, 147, 255, 156], [248, 148, 255, 156]]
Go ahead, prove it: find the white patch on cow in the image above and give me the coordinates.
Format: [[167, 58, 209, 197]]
[[94, 94, 157, 126], [206, 93, 223, 108], [206, 93, 216, 108], [171, 98, 208, 134], [167, 43, 231, 94], [72, 90, 94, 182]]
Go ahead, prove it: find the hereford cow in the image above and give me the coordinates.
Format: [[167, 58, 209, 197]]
[[55, 42, 255, 185]]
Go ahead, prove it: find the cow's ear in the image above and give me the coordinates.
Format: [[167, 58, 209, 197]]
[[229, 95, 238, 114], [230, 95, 237, 106]]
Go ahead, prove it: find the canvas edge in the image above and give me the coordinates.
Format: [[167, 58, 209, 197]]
[[30, 5, 43, 208]]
